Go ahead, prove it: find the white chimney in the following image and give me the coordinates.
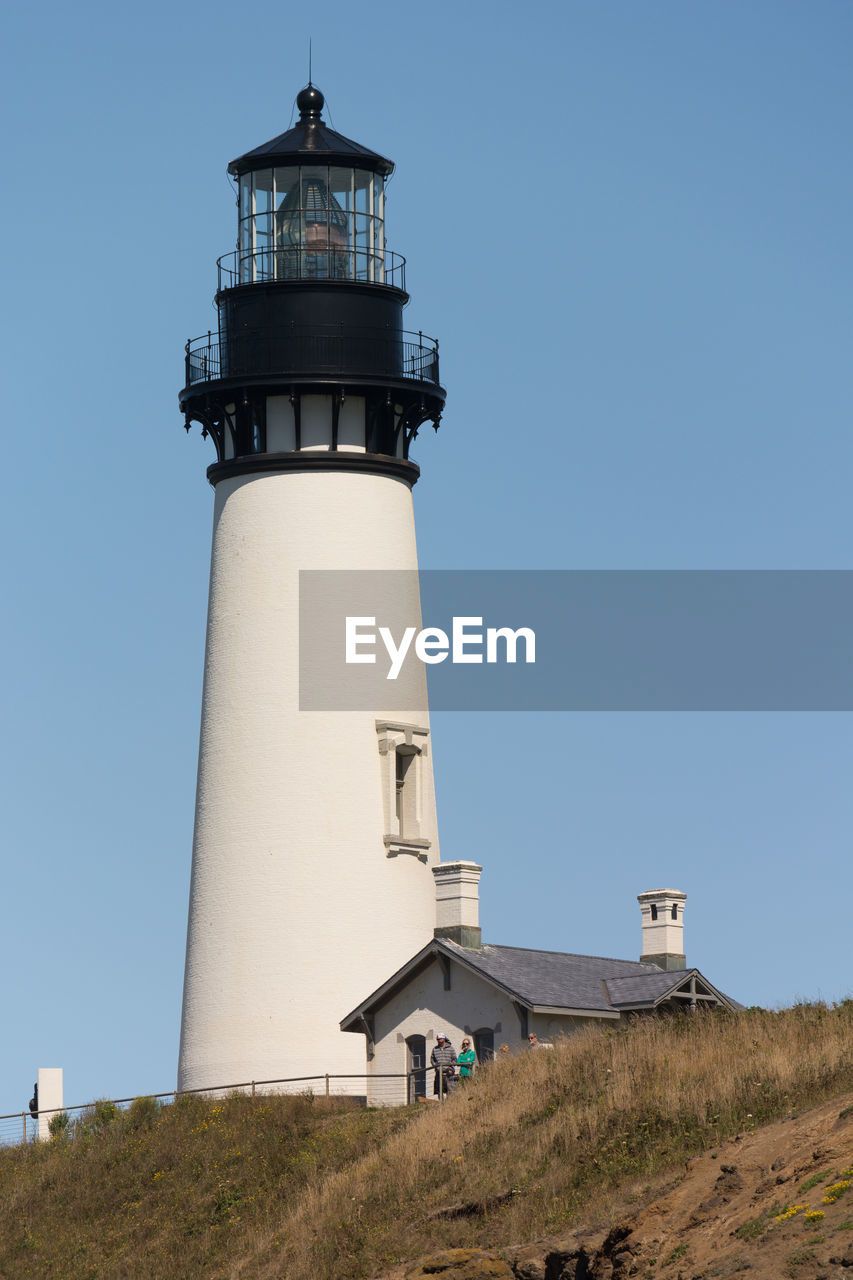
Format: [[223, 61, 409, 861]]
[[637, 888, 686, 971], [433, 861, 482, 949]]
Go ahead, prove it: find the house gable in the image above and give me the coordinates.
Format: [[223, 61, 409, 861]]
[[341, 936, 741, 1104]]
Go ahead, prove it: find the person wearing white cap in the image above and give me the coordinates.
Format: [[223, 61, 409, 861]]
[[430, 1032, 457, 1097]]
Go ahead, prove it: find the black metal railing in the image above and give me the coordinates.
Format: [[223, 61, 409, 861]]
[[185, 324, 440, 388], [186, 340, 220, 383], [217, 246, 407, 291]]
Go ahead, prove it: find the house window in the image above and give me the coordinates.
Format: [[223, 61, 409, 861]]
[[650, 904, 658, 921], [473, 1029, 494, 1063]]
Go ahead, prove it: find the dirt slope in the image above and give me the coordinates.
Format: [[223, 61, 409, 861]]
[[395, 1091, 853, 1280], [608, 1089, 853, 1278]]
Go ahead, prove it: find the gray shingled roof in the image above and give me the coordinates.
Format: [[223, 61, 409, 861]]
[[441, 940, 700, 1011], [604, 971, 697, 1006], [341, 937, 741, 1030]]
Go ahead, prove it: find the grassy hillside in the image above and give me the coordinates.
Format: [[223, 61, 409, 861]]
[[1, 1002, 852, 1279]]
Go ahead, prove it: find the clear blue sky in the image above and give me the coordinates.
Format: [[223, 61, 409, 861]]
[[1, 0, 851, 1113]]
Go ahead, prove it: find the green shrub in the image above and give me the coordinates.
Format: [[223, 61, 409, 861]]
[[74, 1098, 121, 1137], [47, 1111, 71, 1139], [127, 1095, 161, 1130], [798, 1168, 830, 1194], [736, 1213, 770, 1241]]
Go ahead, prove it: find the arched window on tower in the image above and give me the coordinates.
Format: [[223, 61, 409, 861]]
[[395, 746, 418, 837], [671, 904, 678, 920], [650, 904, 658, 921]]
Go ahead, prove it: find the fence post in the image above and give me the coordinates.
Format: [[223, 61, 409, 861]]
[[21, 1113, 26, 1144], [325, 1074, 330, 1099], [251, 1081, 256, 1097]]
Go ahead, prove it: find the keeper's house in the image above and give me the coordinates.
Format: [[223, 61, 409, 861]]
[[341, 869, 740, 1105]]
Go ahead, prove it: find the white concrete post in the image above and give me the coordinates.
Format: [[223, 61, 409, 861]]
[[36, 1068, 63, 1142]]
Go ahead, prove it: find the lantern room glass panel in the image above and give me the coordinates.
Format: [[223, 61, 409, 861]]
[[329, 167, 354, 279], [374, 179, 385, 280], [299, 165, 334, 278], [272, 168, 302, 279], [239, 174, 253, 281], [353, 170, 372, 281], [234, 165, 388, 284], [254, 170, 273, 213]]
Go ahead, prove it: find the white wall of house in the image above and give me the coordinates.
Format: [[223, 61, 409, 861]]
[[360, 952, 603, 1106]]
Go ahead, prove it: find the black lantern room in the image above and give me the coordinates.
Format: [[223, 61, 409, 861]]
[[180, 85, 445, 486]]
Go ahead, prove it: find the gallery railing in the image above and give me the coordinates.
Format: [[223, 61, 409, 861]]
[[217, 246, 407, 290], [185, 324, 440, 388]]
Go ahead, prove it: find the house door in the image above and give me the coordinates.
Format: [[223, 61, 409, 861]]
[[406, 1035, 427, 1102], [474, 1028, 494, 1063]]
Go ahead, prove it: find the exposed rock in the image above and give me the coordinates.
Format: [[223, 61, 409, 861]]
[[405, 1248, 514, 1279], [609, 1247, 634, 1277], [542, 1242, 594, 1280], [427, 1191, 518, 1220], [586, 1261, 611, 1280], [715, 1164, 743, 1197], [506, 1244, 548, 1280], [600, 1224, 633, 1255], [505, 1238, 599, 1279]]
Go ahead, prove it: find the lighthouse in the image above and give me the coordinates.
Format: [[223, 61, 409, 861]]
[[178, 85, 446, 1092]]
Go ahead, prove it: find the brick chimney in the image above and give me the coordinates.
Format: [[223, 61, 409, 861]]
[[433, 861, 482, 949], [638, 888, 686, 971]]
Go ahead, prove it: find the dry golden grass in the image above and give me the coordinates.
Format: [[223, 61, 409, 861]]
[[253, 1003, 853, 1280], [1, 1003, 852, 1280], [0, 1091, 408, 1279]]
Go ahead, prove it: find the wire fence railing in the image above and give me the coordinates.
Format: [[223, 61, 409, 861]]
[[0, 1069, 447, 1149]]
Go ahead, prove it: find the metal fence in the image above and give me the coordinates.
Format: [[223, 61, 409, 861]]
[[0, 1070, 446, 1149]]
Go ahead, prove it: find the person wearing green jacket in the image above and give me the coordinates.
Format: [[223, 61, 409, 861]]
[[457, 1038, 477, 1081]]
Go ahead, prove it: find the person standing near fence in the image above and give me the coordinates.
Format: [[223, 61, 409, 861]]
[[457, 1038, 477, 1081], [431, 1032, 457, 1097]]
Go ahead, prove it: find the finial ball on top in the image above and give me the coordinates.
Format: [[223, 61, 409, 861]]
[[297, 85, 325, 119]]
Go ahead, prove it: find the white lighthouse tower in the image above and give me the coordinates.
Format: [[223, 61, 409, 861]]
[[177, 85, 445, 1092]]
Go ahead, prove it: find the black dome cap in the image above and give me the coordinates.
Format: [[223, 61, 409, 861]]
[[228, 84, 394, 178]]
